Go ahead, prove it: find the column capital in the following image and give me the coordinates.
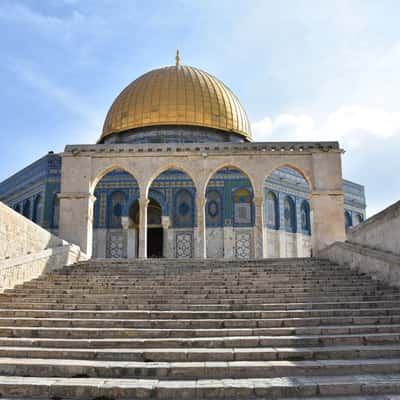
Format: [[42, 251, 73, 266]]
[[121, 216, 133, 230], [161, 216, 170, 229]]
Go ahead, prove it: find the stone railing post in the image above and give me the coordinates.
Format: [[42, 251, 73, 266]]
[[138, 197, 149, 259]]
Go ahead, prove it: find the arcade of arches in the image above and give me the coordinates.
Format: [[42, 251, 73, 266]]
[[58, 142, 347, 260], [91, 165, 315, 259]]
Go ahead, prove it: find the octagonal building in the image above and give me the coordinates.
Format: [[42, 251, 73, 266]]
[[0, 56, 366, 259]]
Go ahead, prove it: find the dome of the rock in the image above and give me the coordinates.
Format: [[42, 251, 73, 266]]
[[100, 63, 251, 143]]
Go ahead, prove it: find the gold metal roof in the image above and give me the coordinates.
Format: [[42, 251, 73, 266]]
[[100, 64, 252, 142]]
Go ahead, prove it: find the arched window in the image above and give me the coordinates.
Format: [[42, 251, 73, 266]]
[[300, 200, 311, 234], [174, 189, 194, 227], [284, 196, 296, 233], [344, 211, 352, 231], [354, 213, 364, 226], [266, 191, 279, 229], [233, 188, 252, 225], [206, 190, 223, 227], [52, 195, 60, 228], [108, 191, 125, 228], [23, 200, 31, 219], [14, 204, 21, 213], [32, 195, 43, 224]]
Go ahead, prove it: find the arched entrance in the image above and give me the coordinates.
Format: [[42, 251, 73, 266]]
[[147, 199, 163, 258], [147, 169, 196, 259], [264, 166, 311, 258], [205, 167, 255, 259], [92, 169, 139, 258]]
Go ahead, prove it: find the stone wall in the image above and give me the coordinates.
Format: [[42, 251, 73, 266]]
[[320, 200, 400, 288], [0, 201, 86, 291], [0, 201, 65, 260], [347, 200, 400, 256], [320, 241, 400, 288]]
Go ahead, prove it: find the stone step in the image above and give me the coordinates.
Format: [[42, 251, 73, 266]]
[[2, 357, 400, 379], [2, 299, 400, 311], [1, 306, 400, 319], [9, 283, 384, 293], [0, 332, 398, 348], [1, 344, 400, 362], [2, 258, 400, 398], [27, 278, 374, 286], [0, 323, 399, 339], [4, 293, 400, 305], [0, 373, 400, 398], [1, 315, 400, 329], [11, 281, 382, 290]]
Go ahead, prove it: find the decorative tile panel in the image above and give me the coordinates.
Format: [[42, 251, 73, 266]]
[[176, 232, 193, 258], [235, 231, 251, 259], [107, 231, 126, 258]]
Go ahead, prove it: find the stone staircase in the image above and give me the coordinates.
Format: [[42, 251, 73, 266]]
[[0, 258, 400, 399]]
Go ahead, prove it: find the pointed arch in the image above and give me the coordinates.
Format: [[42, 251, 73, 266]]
[[32, 194, 43, 224], [344, 210, 352, 230], [284, 195, 296, 233], [265, 163, 312, 190], [206, 166, 255, 227], [92, 168, 139, 230], [266, 191, 279, 229], [22, 199, 31, 219], [203, 163, 256, 197], [107, 190, 127, 228], [205, 189, 223, 227], [52, 194, 60, 228], [300, 200, 311, 234], [91, 165, 139, 195], [145, 164, 198, 197]]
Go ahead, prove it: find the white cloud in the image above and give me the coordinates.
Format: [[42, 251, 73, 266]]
[[252, 105, 400, 148], [252, 105, 400, 217]]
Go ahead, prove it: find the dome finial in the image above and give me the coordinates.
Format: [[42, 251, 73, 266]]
[[175, 49, 180, 66]]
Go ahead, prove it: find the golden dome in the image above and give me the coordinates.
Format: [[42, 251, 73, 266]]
[[100, 64, 252, 142]]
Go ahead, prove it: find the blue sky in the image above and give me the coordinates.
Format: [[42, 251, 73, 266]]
[[0, 0, 399, 216]]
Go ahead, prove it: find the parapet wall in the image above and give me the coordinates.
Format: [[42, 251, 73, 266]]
[[0, 201, 86, 291], [0, 201, 63, 260], [347, 200, 400, 256], [320, 200, 400, 287]]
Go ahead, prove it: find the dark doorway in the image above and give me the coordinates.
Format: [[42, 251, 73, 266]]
[[147, 228, 163, 258]]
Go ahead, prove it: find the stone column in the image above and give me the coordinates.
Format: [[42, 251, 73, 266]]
[[162, 216, 170, 258], [253, 196, 265, 259], [138, 197, 149, 259], [121, 217, 136, 258], [194, 197, 206, 258], [278, 195, 286, 257], [310, 151, 346, 255], [311, 191, 346, 255], [59, 192, 96, 257]]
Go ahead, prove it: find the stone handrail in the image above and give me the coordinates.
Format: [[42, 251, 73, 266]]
[[347, 200, 400, 256], [0, 244, 86, 292], [320, 241, 400, 288], [0, 201, 87, 291]]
